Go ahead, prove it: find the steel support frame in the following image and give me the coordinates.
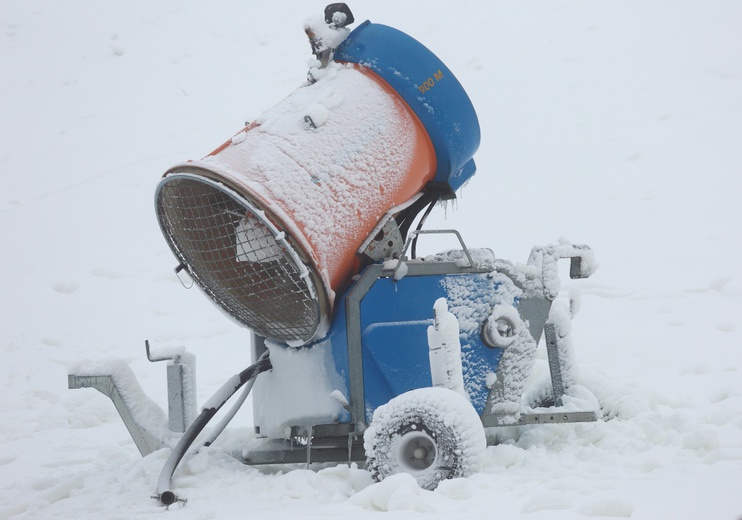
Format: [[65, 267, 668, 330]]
[[68, 374, 163, 456], [70, 238, 599, 465]]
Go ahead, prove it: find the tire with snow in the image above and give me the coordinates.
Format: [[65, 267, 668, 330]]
[[364, 387, 486, 490]]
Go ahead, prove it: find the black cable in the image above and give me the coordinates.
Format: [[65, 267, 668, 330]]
[[410, 199, 437, 259], [396, 192, 436, 241], [155, 353, 272, 506]]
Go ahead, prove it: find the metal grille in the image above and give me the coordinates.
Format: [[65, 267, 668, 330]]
[[156, 173, 321, 344]]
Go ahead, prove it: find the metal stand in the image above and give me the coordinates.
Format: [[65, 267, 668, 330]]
[[145, 341, 196, 433], [544, 323, 565, 407], [68, 372, 163, 457], [68, 341, 197, 456]]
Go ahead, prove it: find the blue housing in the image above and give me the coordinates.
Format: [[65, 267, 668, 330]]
[[317, 268, 505, 423], [335, 21, 481, 193]]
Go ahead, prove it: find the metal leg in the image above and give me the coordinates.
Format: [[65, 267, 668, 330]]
[[68, 373, 164, 457], [146, 341, 197, 433], [544, 323, 565, 407]]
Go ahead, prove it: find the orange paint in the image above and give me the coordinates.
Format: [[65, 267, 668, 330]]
[[317, 66, 437, 295], [166, 64, 438, 322]]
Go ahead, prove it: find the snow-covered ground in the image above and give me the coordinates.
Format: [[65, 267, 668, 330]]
[[2, 1, 741, 518]]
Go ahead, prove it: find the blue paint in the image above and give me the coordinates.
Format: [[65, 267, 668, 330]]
[[335, 21, 481, 194], [313, 268, 509, 423], [358, 276, 446, 416]]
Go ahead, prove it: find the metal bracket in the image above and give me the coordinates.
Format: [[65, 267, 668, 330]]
[[544, 323, 565, 407], [516, 297, 553, 346], [482, 410, 600, 427], [562, 244, 595, 279], [480, 318, 600, 427], [242, 424, 365, 465], [146, 340, 197, 433], [241, 444, 366, 465], [400, 229, 476, 268], [68, 373, 163, 456], [358, 218, 404, 262]]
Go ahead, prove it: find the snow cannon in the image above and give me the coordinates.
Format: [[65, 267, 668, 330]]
[[69, 4, 602, 506], [155, 17, 480, 346]]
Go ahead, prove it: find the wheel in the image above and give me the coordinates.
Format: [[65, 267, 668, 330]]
[[364, 387, 486, 490]]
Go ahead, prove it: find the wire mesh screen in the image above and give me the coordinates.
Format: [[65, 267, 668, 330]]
[[156, 174, 321, 344]]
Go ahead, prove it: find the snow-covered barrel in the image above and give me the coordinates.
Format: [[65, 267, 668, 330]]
[[155, 21, 480, 346]]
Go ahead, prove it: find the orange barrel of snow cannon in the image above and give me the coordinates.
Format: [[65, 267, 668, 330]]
[[155, 22, 480, 347]]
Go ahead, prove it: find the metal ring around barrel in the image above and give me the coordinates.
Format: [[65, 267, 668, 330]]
[[155, 171, 325, 344]]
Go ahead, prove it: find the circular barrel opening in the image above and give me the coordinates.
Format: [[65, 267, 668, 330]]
[[156, 173, 322, 344]]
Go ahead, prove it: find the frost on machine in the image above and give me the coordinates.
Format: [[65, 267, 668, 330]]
[[68, 3, 600, 505]]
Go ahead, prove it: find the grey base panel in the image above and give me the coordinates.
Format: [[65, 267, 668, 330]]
[[241, 446, 366, 465]]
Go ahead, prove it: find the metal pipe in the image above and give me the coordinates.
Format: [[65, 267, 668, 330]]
[[155, 352, 272, 506], [203, 375, 255, 448]]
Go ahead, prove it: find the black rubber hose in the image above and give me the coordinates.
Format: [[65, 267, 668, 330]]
[[155, 353, 272, 505], [410, 199, 437, 259]]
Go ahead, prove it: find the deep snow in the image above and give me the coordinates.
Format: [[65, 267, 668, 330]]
[[1, 1, 741, 519]]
